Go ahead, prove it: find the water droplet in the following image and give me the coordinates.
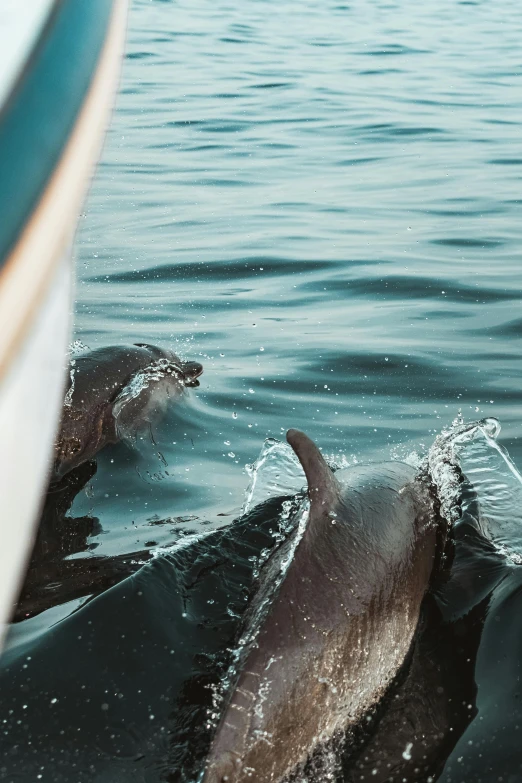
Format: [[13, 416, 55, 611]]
[[480, 417, 500, 440], [402, 742, 413, 760]]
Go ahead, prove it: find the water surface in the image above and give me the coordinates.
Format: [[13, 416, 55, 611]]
[[74, 0, 522, 548]]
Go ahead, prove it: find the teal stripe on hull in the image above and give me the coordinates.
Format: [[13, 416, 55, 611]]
[[0, 0, 116, 268]]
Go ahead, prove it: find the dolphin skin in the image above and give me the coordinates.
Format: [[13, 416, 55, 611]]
[[203, 429, 446, 782], [6, 430, 500, 781], [53, 343, 203, 480]]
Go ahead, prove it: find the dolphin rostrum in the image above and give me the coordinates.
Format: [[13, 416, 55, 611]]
[[53, 343, 202, 480], [203, 428, 446, 782]]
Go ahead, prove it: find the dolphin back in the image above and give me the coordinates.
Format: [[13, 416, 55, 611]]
[[204, 431, 441, 782]]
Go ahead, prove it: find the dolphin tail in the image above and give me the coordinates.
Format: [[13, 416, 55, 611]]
[[286, 429, 340, 510]]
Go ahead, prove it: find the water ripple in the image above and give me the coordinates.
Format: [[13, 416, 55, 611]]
[[74, 0, 522, 526]]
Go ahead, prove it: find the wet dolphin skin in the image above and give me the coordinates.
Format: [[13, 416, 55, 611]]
[[53, 343, 203, 480], [204, 429, 445, 782]]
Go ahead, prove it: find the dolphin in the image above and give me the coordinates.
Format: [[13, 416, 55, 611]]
[[5, 430, 495, 782], [53, 343, 203, 480], [203, 429, 446, 782]]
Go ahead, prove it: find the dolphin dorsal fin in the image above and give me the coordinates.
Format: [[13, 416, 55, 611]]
[[286, 429, 340, 511]]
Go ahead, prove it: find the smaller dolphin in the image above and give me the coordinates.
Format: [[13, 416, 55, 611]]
[[53, 343, 202, 480], [204, 429, 445, 782]]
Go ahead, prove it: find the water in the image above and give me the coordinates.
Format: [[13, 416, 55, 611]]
[[10, 0, 522, 778], [430, 416, 522, 562], [8, 416, 522, 781], [72, 0, 522, 548]]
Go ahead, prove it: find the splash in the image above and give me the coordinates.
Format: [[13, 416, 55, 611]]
[[427, 416, 500, 526], [245, 424, 522, 566], [63, 342, 90, 408], [428, 415, 522, 564], [242, 437, 306, 515], [453, 422, 522, 564], [63, 360, 76, 408], [242, 437, 349, 516], [112, 358, 186, 439], [209, 495, 309, 735], [152, 527, 215, 557], [69, 340, 89, 356]]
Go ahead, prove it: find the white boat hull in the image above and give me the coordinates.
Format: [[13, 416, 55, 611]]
[[0, 0, 128, 648], [0, 256, 71, 633]]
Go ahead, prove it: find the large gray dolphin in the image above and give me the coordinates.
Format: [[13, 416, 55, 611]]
[[203, 429, 446, 782], [53, 343, 202, 480]]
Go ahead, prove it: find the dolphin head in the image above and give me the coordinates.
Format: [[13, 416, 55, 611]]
[[52, 344, 203, 481], [180, 359, 203, 387], [134, 343, 203, 387]]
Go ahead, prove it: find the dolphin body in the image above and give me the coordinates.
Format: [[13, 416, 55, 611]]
[[5, 430, 496, 782], [53, 343, 203, 480], [204, 429, 446, 782]]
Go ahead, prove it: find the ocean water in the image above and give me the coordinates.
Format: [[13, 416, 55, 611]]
[[6, 416, 522, 781], [72, 0, 522, 547], [5, 4, 521, 777]]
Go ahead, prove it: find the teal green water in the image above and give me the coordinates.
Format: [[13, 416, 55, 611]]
[[74, 0, 522, 553]]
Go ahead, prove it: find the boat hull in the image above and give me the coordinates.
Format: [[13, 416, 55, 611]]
[[0, 0, 128, 645]]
